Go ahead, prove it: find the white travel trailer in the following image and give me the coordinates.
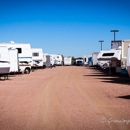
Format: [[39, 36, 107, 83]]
[[43, 54, 51, 68], [31, 48, 43, 68], [120, 40, 130, 70], [50, 54, 64, 66], [43, 54, 47, 68], [0, 41, 33, 74], [92, 52, 99, 66], [64, 56, 72, 66], [8, 47, 19, 73], [0, 46, 10, 75], [127, 44, 130, 77], [50, 55, 56, 67], [83, 55, 92, 65]]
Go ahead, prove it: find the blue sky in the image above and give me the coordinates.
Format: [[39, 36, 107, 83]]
[[0, 0, 130, 57]]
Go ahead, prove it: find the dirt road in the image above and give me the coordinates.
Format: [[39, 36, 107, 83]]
[[0, 66, 130, 130]]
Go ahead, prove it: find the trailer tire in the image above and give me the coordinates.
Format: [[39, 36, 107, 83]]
[[24, 68, 30, 74], [43, 65, 46, 69]]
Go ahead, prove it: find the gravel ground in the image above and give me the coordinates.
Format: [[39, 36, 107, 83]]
[[0, 66, 130, 130]]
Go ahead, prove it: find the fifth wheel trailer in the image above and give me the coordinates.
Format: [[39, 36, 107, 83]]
[[0, 41, 33, 74]]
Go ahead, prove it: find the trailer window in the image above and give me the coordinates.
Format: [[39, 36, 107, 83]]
[[16, 48, 22, 53], [33, 53, 39, 56], [102, 53, 114, 56]]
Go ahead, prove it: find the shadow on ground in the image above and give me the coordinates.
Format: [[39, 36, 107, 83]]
[[116, 95, 130, 100], [99, 76, 130, 85], [84, 71, 130, 85]]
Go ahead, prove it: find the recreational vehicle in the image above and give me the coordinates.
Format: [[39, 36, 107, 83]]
[[120, 40, 130, 75], [64, 56, 72, 66], [43, 54, 51, 68], [92, 52, 99, 67], [97, 40, 130, 74], [43, 54, 56, 68], [0, 41, 33, 74], [8, 47, 19, 73], [97, 47, 121, 73], [127, 44, 130, 77], [43, 53, 47, 68], [76, 59, 83, 66], [50, 55, 56, 67], [50, 54, 64, 66], [83, 55, 92, 65], [97, 61, 110, 70], [31, 48, 43, 68], [0, 46, 10, 75], [88, 56, 93, 67]]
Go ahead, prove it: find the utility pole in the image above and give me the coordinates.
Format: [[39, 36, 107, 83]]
[[98, 40, 104, 50], [110, 30, 119, 41]]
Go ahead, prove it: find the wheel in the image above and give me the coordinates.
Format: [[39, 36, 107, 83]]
[[24, 68, 30, 74], [43, 65, 46, 69]]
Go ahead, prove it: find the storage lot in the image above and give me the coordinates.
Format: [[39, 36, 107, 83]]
[[0, 66, 130, 130]]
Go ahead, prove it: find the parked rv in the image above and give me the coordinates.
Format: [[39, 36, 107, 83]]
[[64, 56, 72, 66], [31, 48, 43, 69], [8, 47, 19, 73], [43, 54, 51, 68], [92, 52, 99, 67], [50, 54, 64, 66], [97, 40, 130, 74], [83, 55, 92, 65], [120, 40, 130, 75], [97, 47, 121, 73], [0, 41, 33, 74], [97, 61, 110, 70], [43, 53, 47, 68], [88, 56, 93, 67], [76, 59, 83, 66], [0, 46, 10, 75], [50, 55, 56, 67], [127, 44, 130, 77]]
